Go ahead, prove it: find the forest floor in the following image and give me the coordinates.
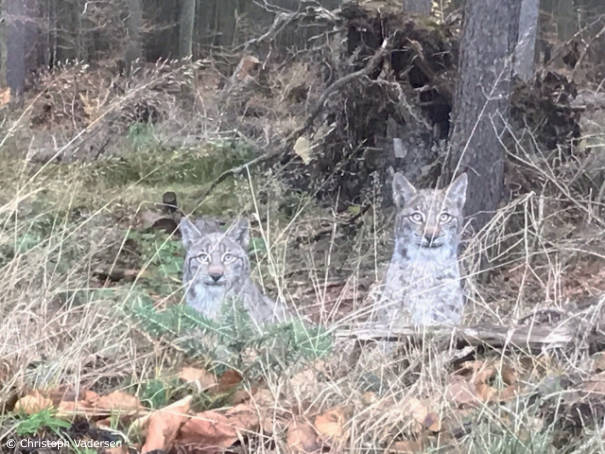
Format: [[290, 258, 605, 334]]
[[0, 53, 604, 453]]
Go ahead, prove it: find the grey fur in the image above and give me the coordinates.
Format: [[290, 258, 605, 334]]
[[377, 173, 467, 326], [180, 217, 290, 327]]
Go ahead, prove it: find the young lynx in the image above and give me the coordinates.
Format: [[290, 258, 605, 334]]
[[180, 217, 289, 326], [377, 173, 468, 326]]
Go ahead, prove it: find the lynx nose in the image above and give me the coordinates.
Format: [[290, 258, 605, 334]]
[[208, 265, 223, 282], [424, 229, 439, 244]]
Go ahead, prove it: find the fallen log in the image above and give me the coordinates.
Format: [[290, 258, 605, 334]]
[[337, 301, 605, 352]]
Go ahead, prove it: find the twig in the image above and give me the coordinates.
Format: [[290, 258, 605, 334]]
[[287, 38, 392, 143]]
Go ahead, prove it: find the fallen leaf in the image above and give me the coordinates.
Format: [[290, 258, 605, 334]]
[[0, 87, 10, 107], [95, 391, 143, 414], [314, 406, 348, 441], [178, 366, 217, 391], [294, 136, 313, 165], [287, 420, 321, 453], [141, 396, 192, 453], [83, 390, 100, 405], [476, 383, 497, 403], [177, 404, 258, 449], [446, 376, 479, 407], [501, 364, 518, 385], [14, 391, 53, 415], [217, 369, 243, 393]]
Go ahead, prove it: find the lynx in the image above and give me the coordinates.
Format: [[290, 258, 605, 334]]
[[376, 173, 468, 326], [180, 217, 289, 326]]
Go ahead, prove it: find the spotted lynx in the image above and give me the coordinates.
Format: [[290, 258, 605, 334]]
[[376, 173, 468, 326], [180, 217, 289, 326]]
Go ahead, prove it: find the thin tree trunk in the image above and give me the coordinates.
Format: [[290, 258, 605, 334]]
[[5, 0, 26, 104], [402, 0, 431, 15], [514, 0, 539, 81], [446, 0, 522, 232], [125, 0, 143, 74], [179, 0, 196, 58]]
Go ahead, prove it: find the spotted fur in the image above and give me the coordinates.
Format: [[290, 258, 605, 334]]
[[377, 173, 468, 326], [180, 217, 289, 326]]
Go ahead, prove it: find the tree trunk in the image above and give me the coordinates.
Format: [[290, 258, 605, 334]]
[[5, 0, 26, 104], [514, 0, 539, 81], [446, 0, 522, 232], [125, 0, 143, 74], [179, 0, 196, 58], [402, 0, 431, 15]]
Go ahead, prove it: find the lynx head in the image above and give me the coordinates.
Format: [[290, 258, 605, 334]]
[[180, 217, 251, 294], [392, 173, 467, 255]]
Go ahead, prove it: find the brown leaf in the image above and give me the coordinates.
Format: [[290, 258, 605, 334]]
[[0, 87, 11, 107], [476, 383, 498, 403], [141, 396, 192, 453], [314, 406, 348, 441], [216, 369, 243, 393], [446, 376, 479, 407], [501, 364, 518, 385], [178, 367, 217, 391], [95, 391, 143, 414], [177, 404, 258, 448], [287, 420, 321, 453], [14, 391, 53, 415]]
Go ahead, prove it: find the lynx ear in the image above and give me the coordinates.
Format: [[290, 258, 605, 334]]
[[392, 172, 417, 208], [447, 173, 468, 208], [228, 218, 250, 250], [179, 217, 200, 249]]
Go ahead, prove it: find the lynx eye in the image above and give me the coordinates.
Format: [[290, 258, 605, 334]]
[[196, 253, 211, 265], [439, 213, 452, 223], [223, 253, 237, 264], [410, 212, 424, 223]]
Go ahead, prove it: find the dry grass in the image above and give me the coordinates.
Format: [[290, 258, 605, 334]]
[[0, 63, 604, 453]]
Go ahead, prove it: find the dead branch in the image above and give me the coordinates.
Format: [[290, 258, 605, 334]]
[[287, 38, 392, 143], [337, 316, 603, 352]]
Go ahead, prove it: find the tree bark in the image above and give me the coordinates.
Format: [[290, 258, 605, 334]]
[[514, 0, 539, 81], [402, 0, 431, 15], [125, 0, 143, 74], [5, 0, 26, 104], [178, 0, 196, 58], [446, 0, 522, 232]]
